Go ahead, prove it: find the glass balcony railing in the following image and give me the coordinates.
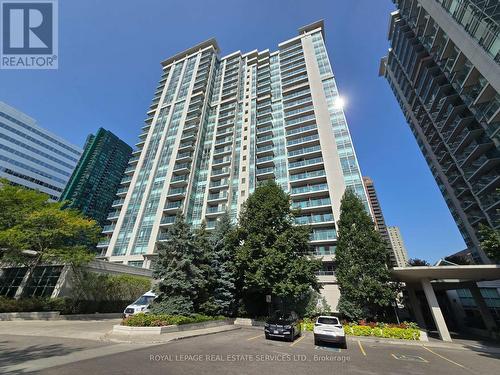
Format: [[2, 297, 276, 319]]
[[295, 213, 334, 225], [311, 229, 336, 241], [287, 133, 319, 147], [289, 157, 323, 169], [285, 113, 316, 127], [288, 145, 321, 157], [291, 183, 328, 195], [290, 169, 326, 181], [292, 197, 331, 209]]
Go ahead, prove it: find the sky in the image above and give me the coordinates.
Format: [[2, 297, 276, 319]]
[[0, 0, 468, 263]]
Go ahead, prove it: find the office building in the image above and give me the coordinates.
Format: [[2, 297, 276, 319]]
[[0, 101, 81, 200], [387, 226, 410, 267], [363, 176, 398, 267], [379, 0, 500, 263], [99, 21, 368, 309], [60, 128, 132, 227]]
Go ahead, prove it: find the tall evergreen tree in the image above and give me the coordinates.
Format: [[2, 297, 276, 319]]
[[335, 189, 397, 321], [151, 212, 202, 315], [479, 224, 500, 263], [235, 181, 321, 317], [210, 212, 237, 316], [192, 222, 217, 314]]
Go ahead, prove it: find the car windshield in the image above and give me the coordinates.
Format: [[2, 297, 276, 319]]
[[132, 295, 154, 305], [318, 317, 339, 325]]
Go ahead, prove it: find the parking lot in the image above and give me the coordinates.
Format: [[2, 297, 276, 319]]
[[33, 328, 499, 375]]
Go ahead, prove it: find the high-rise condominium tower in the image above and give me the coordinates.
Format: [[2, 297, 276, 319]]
[[387, 226, 410, 267], [0, 101, 81, 200], [60, 128, 132, 227], [380, 0, 500, 263], [100, 21, 368, 307], [363, 176, 397, 267]]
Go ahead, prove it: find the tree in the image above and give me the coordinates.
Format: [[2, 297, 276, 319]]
[[335, 189, 397, 321], [235, 181, 321, 317], [408, 258, 430, 267], [0, 183, 101, 298], [192, 222, 217, 314], [209, 212, 237, 316], [479, 224, 500, 263], [150, 212, 202, 315]]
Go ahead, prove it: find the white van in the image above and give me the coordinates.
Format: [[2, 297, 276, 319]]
[[123, 290, 156, 318]]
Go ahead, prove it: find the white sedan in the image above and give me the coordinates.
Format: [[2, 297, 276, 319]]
[[313, 315, 346, 348]]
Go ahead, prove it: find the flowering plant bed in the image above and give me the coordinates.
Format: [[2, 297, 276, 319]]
[[301, 318, 420, 340]]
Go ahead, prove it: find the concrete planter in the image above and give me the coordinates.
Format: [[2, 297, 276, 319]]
[[113, 319, 234, 335], [233, 318, 266, 327]]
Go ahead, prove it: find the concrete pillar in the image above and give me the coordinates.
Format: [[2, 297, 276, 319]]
[[407, 286, 427, 329], [468, 283, 498, 336], [421, 278, 452, 342]]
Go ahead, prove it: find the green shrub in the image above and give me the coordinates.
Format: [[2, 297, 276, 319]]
[[301, 317, 315, 331], [343, 324, 420, 340], [0, 297, 133, 314], [122, 313, 225, 327]]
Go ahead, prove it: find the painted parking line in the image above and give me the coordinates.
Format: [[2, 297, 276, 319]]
[[290, 334, 306, 347], [247, 334, 262, 341], [357, 340, 366, 356], [421, 346, 467, 370], [391, 353, 428, 363]]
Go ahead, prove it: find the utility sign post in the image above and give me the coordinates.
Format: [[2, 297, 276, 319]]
[[1, 0, 58, 69]]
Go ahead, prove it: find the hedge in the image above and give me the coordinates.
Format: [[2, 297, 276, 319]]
[[0, 297, 131, 314], [122, 313, 225, 327]]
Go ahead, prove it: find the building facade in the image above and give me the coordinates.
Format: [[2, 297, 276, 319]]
[[0, 101, 82, 200], [59, 128, 132, 227], [387, 226, 410, 267], [363, 176, 398, 267], [99, 21, 368, 309], [380, 0, 500, 263]]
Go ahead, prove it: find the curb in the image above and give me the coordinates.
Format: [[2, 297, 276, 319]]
[[103, 325, 241, 344]]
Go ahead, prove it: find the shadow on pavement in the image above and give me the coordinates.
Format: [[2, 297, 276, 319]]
[[0, 339, 85, 374]]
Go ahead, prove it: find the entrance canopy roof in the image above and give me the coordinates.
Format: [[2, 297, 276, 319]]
[[391, 265, 500, 284]]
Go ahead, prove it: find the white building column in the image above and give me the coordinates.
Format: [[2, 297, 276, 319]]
[[421, 278, 452, 342], [407, 285, 427, 329]]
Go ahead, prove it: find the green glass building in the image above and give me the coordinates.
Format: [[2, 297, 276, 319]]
[[60, 128, 132, 227]]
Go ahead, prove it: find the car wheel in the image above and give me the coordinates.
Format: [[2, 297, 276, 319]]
[[314, 337, 320, 346], [340, 339, 347, 349], [265, 333, 270, 340]]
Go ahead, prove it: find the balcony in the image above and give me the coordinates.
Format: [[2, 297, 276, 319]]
[[288, 156, 324, 171], [209, 179, 229, 190], [206, 204, 227, 216], [128, 156, 140, 164], [120, 176, 132, 185], [102, 224, 116, 233], [256, 144, 274, 157], [96, 239, 110, 248], [284, 104, 314, 121], [256, 155, 274, 167], [211, 167, 231, 177], [256, 167, 275, 180], [173, 163, 191, 174], [285, 113, 316, 129], [176, 152, 193, 162], [212, 156, 231, 167], [295, 213, 334, 226], [164, 200, 183, 212], [289, 169, 326, 184], [167, 187, 186, 197], [124, 166, 136, 175], [170, 174, 188, 186], [287, 145, 321, 159], [160, 216, 176, 226], [286, 133, 319, 149], [207, 191, 228, 202], [116, 187, 128, 196], [292, 197, 331, 212], [310, 228, 336, 242], [112, 198, 125, 207], [256, 134, 274, 146], [106, 210, 121, 220], [290, 183, 329, 197]]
